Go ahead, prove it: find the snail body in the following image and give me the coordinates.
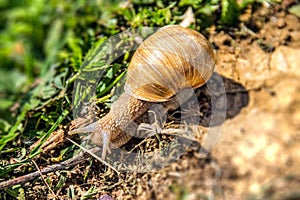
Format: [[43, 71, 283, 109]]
[[71, 25, 215, 159]]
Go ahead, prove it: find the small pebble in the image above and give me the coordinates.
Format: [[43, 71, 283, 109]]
[[276, 18, 286, 28], [98, 194, 114, 200]]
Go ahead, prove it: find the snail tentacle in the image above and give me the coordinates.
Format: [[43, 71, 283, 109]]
[[69, 121, 99, 135], [101, 131, 111, 159], [69, 121, 112, 159]]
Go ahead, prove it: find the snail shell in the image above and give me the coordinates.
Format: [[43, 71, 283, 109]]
[[125, 25, 215, 102]]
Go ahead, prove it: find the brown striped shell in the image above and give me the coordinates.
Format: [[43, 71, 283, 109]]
[[124, 25, 216, 102]]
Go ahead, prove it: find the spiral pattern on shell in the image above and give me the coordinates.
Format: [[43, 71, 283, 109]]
[[125, 25, 216, 102]]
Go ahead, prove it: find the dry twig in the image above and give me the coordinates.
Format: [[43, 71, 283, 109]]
[[0, 147, 100, 190]]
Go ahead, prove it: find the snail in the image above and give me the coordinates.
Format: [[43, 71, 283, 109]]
[[70, 25, 216, 159]]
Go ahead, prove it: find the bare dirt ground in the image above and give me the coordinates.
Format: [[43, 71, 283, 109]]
[[131, 3, 300, 200], [211, 3, 300, 199], [19, 3, 300, 200]]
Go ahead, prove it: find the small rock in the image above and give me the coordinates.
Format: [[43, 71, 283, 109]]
[[270, 46, 300, 73], [276, 18, 286, 28], [179, 7, 195, 28], [98, 194, 114, 200]]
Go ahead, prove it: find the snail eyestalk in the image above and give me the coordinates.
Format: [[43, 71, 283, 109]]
[[69, 121, 99, 135]]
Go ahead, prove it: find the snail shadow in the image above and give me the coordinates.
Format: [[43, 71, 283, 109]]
[[169, 72, 250, 127], [202, 72, 250, 126]]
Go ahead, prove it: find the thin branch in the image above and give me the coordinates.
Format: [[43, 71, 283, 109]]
[[0, 147, 100, 190], [66, 138, 120, 175], [32, 160, 57, 199]]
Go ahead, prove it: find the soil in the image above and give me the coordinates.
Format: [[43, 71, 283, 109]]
[[12, 3, 300, 200]]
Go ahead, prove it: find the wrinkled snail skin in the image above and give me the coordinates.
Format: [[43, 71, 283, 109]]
[[89, 93, 152, 158], [70, 93, 152, 159], [70, 25, 216, 159]]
